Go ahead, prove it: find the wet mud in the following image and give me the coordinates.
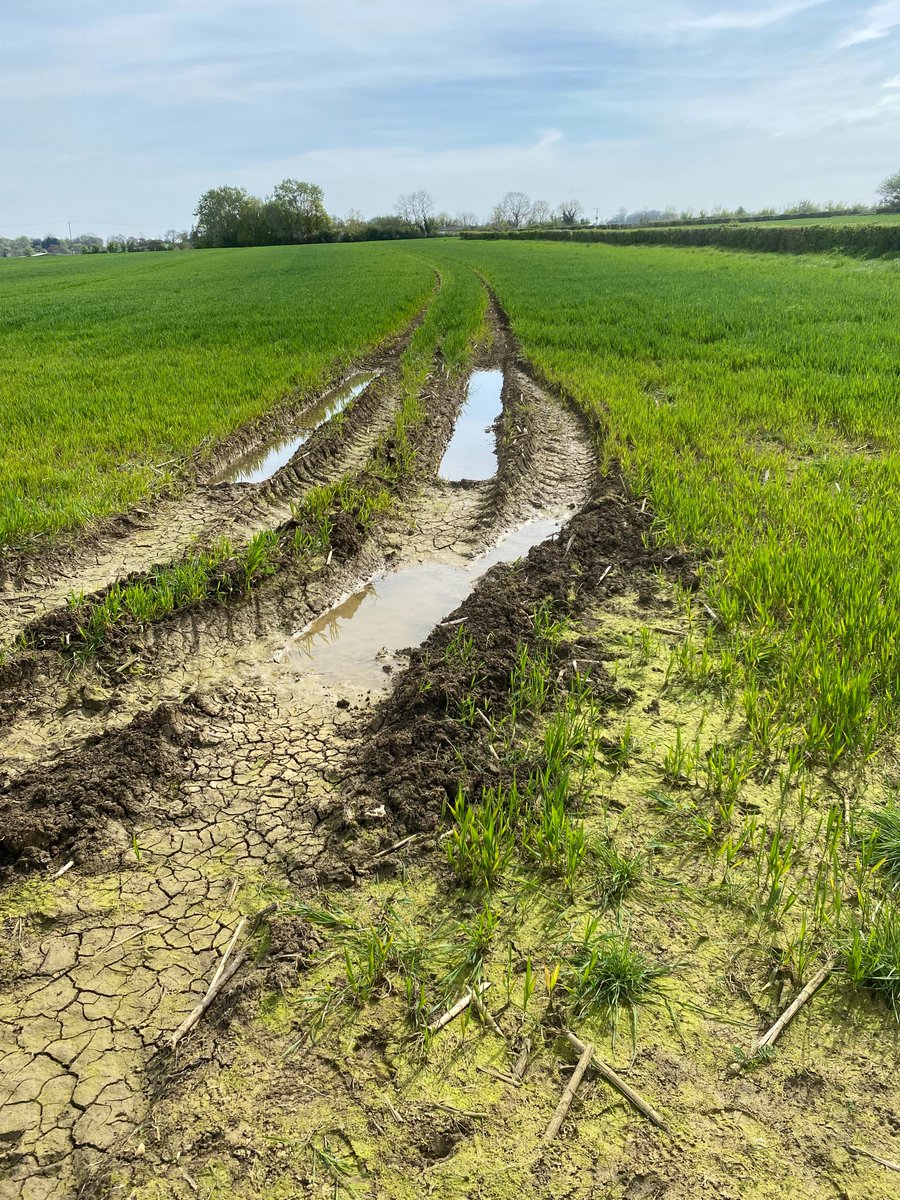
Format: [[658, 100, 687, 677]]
[[0, 293, 613, 1198], [0, 308, 424, 650]]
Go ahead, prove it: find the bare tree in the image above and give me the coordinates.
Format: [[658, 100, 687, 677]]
[[492, 191, 533, 228], [558, 199, 583, 226], [395, 190, 435, 234], [878, 169, 900, 210], [454, 210, 478, 229], [529, 199, 552, 225]]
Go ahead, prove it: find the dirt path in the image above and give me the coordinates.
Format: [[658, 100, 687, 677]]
[[0, 348, 594, 786], [0, 313, 598, 1198]]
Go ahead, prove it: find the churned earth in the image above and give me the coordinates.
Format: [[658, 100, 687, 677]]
[[3, 287, 900, 1200], [0, 298, 600, 1198]]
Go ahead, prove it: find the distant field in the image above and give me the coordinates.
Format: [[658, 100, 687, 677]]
[[670, 211, 900, 229], [0, 246, 434, 548]]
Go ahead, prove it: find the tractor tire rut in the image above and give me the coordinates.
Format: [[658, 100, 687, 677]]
[[0, 307, 602, 1198], [0, 312, 426, 651]]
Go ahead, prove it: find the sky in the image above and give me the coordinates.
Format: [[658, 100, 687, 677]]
[[2, 0, 899, 238]]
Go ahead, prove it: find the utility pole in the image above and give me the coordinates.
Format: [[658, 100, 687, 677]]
[[68, 220, 73, 252]]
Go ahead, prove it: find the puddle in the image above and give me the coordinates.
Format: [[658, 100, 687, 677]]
[[211, 373, 376, 485], [438, 370, 504, 482], [278, 517, 562, 689]]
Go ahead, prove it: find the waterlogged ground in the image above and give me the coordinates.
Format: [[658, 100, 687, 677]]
[[2, 254, 900, 1200]]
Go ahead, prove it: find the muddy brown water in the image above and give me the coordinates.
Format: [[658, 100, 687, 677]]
[[210, 372, 377, 485], [438, 369, 503, 481], [282, 517, 562, 689]]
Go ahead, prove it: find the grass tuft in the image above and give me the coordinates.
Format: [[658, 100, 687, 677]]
[[563, 920, 670, 1039], [845, 906, 900, 1018]]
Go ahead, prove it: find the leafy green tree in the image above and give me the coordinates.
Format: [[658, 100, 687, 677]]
[[263, 179, 330, 243], [192, 186, 260, 248], [877, 170, 900, 210]]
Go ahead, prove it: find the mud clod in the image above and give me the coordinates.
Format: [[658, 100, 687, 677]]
[[0, 706, 188, 877], [351, 480, 666, 852]]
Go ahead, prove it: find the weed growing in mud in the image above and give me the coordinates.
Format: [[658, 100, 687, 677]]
[[662, 727, 700, 787], [522, 766, 585, 893], [309, 1137, 357, 1193], [343, 925, 395, 1005], [604, 719, 636, 774], [508, 643, 552, 723], [844, 905, 900, 1017], [701, 741, 755, 804], [868, 802, 900, 885], [531, 597, 568, 646], [563, 920, 671, 1042], [444, 783, 518, 890], [589, 838, 644, 911], [750, 817, 799, 927], [444, 902, 500, 995], [445, 623, 476, 670], [241, 529, 280, 589], [628, 625, 658, 666]]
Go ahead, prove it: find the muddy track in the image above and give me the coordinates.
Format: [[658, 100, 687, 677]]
[[0, 312, 424, 651], [0, 307, 594, 784], [0, 405, 451, 782], [0, 297, 606, 1198]]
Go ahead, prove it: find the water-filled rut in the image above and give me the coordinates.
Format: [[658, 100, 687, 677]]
[[210, 372, 377, 485], [438, 368, 503, 481], [0, 308, 598, 1198]]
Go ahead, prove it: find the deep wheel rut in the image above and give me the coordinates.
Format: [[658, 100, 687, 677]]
[[0, 306, 600, 1199]]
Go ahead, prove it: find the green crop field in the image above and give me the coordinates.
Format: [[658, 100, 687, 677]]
[[8, 233, 900, 1198], [630, 212, 900, 229], [0, 244, 434, 549], [435, 239, 900, 764], [6, 237, 900, 771]]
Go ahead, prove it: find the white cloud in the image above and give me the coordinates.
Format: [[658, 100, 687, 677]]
[[838, 0, 900, 46], [680, 1, 830, 32]]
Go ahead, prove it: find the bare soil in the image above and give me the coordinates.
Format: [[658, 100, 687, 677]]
[[0, 302, 602, 1198]]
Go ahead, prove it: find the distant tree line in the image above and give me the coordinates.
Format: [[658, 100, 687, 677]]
[[0, 231, 191, 258], [6, 169, 898, 258], [189, 182, 482, 246], [189, 183, 592, 247], [605, 199, 888, 228]]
